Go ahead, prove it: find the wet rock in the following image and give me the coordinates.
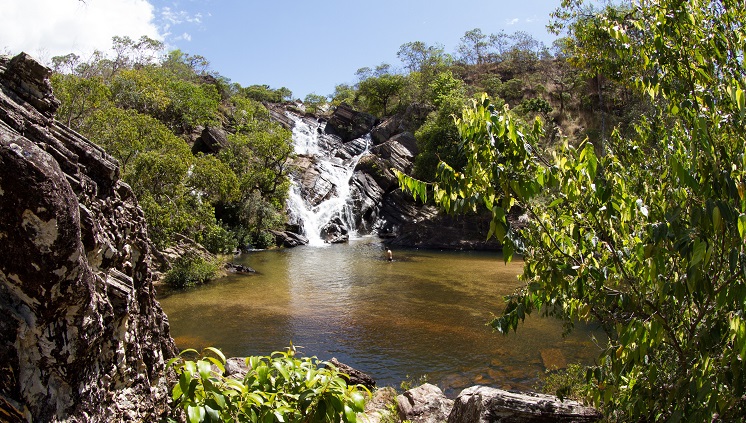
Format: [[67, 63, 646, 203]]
[[291, 155, 339, 207], [0, 53, 175, 422], [328, 358, 376, 390], [354, 154, 397, 193], [324, 103, 376, 142], [320, 217, 349, 243], [448, 386, 602, 423], [270, 230, 309, 248], [265, 103, 295, 129], [370, 135, 416, 174], [397, 383, 454, 423], [349, 172, 385, 233], [224, 263, 256, 274]]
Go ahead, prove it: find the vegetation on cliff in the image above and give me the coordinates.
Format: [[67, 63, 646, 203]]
[[49, 37, 294, 254]]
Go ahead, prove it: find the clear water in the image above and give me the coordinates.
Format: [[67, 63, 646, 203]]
[[158, 237, 603, 396]]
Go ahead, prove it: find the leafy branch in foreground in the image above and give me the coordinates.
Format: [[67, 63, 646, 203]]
[[398, 0, 746, 420], [168, 346, 369, 423]]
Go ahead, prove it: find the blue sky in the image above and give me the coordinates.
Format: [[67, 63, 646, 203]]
[[1, 0, 562, 99]]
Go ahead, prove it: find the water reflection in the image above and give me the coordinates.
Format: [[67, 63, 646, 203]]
[[159, 237, 602, 396]]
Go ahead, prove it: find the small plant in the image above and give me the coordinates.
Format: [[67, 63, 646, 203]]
[[168, 345, 369, 423], [535, 363, 594, 402], [398, 374, 428, 392], [163, 252, 220, 288]]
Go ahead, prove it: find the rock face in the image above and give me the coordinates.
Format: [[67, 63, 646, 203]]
[[448, 386, 602, 423], [324, 103, 376, 142], [282, 103, 505, 249], [0, 53, 176, 422]]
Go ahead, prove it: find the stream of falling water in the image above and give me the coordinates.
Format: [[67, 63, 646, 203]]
[[285, 113, 370, 246]]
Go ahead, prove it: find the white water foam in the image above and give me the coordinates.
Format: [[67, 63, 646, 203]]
[[286, 113, 370, 246]]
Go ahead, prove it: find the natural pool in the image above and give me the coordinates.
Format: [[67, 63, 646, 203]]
[[158, 237, 603, 396]]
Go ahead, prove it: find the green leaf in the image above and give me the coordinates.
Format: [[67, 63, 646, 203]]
[[204, 347, 226, 364], [739, 214, 746, 239], [197, 360, 213, 380], [187, 405, 205, 423], [343, 404, 357, 423], [691, 239, 707, 267]]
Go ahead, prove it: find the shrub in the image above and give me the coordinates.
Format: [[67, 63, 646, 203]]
[[168, 346, 369, 423], [163, 253, 220, 288]]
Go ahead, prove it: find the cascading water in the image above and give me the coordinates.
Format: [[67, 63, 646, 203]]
[[286, 113, 370, 246]]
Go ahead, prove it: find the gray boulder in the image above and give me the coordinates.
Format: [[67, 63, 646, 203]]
[[397, 383, 454, 423], [448, 386, 602, 423]]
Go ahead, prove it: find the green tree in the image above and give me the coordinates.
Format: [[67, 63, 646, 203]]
[[216, 122, 293, 248], [303, 93, 328, 114], [357, 73, 405, 116], [413, 87, 466, 181], [50, 73, 110, 130], [398, 0, 746, 420], [242, 84, 292, 103], [457, 28, 490, 65], [331, 84, 357, 107]]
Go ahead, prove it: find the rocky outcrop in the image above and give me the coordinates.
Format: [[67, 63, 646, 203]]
[[360, 387, 398, 423], [280, 103, 505, 250], [447, 386, 602, 423], [324, 103, 376, 142], [191, 126, 229, 155], [397, 383, 454, 423], [0, 53, 176, 422], [370, 115, 405, 145], [387, 384, 602, 423]]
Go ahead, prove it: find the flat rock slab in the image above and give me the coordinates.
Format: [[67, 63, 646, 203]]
[[449, 385, 602, 423]]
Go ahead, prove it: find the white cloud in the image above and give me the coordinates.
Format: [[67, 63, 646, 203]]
[[160, 6, 203, 30], [506, 18, 521, 26], [0, 0, 162, 62], [175, 32, 192, 42]]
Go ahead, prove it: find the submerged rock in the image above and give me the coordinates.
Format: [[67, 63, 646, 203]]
[[0, 53, 175, 422]]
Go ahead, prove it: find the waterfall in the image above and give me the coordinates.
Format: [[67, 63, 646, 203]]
[[286, 113, 370, 246]]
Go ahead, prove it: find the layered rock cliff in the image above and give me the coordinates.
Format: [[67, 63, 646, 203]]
[[0, 53, 176, 422]]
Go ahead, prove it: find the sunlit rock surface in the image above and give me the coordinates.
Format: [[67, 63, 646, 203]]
[[0, 52, 176, 422]]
